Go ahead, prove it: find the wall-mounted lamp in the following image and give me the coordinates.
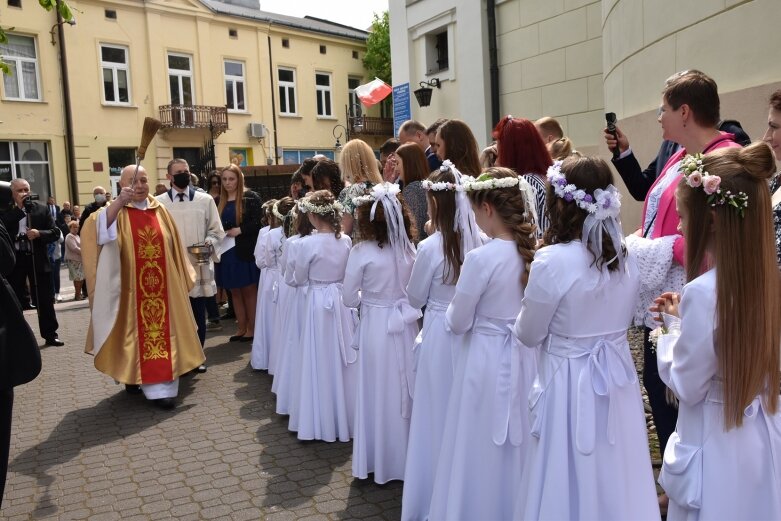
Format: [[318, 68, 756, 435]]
[[332, 124, 348, 150], [413, 78, 441, 108], [50, 17, 76, 46]]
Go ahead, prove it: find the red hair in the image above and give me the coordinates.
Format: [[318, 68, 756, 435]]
[[494, 116, 553, 178]]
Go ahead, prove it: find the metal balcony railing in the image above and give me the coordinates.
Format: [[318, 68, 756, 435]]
[[159, 105, 229, 137], [349, 115, 394, 137]]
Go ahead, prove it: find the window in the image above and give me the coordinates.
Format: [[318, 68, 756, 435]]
[[224, 60, 246, 111], [319, 45, 326, 54], [229, 28, 238, 38], [278, 67, 296, 115], [348, 77, 362, 117], [315, 72, 332, 117], [0, 34, 40, 101], [282, 38, 289, 48], [100, 44, 130, 104], [0, 141, 52, 201], [8, 0, 22, 7], [105, 9, 117, 19], [352, 50, 359, 60], [168, 53, 194, 105], [282, 149, 334, 165], [107, 147, 135, 196], [425, 29, 450, 74]]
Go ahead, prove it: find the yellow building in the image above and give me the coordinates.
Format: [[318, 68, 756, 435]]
[[0, 0, 391, 204]]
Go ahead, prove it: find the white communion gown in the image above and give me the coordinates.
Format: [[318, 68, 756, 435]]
[[344, 240, 419, 484], [252, 225, 283, 372], [401, 232, 459, 521], [657, 269, 781, 521], [514, 241, 660, 520], [428, 238, 536, 521], [271, 233, 301, 415], [250, 225, 270, 370], [290, 231, 357, 442]]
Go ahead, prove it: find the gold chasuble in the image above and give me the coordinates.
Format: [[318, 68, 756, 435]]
[[81, 196, 204, 384]]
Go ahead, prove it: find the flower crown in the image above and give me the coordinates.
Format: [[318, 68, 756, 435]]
[[680, 153, 749, 217], [462, 172, 521, 192], [546, 161, 621, 220], [271, 201, 286, 222], [351, 182, 401, 208], [298, 197, 343, 215], [421, 160, 468, 192]]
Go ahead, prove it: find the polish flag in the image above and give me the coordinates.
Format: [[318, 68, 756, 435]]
[[355, 78, 392, 107]]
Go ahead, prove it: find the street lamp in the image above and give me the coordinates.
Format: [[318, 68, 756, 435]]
[[413, 78, 441, 108], [332, 124, 348, 150], [347, 103, 364, 134]]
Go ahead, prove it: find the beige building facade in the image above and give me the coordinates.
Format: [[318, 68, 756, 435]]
[[390, 0, 781, 230], [1, 0, 388, 204]]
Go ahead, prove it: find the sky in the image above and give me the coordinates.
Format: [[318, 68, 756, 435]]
[[258, 0, 389, 30]]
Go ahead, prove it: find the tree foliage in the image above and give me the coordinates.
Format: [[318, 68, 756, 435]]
[[363, 11, 391, 85], [0, 0, 74, 74]]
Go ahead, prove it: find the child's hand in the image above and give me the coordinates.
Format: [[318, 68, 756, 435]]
[[650, 292, 680, 322]]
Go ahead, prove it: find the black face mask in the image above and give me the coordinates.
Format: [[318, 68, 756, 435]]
[[172, 173, 190, 189]]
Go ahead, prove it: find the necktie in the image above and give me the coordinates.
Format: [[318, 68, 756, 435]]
[[178, 193, 185, 202], [51, 205, 56, 218]]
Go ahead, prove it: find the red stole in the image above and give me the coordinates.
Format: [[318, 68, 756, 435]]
[[127, 207, 173, 383]]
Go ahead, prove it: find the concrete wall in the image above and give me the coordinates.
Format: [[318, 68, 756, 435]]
[[497, 0, 603, 155]]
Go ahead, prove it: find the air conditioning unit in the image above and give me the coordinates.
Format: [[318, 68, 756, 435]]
[[248, 123, 268, 139]]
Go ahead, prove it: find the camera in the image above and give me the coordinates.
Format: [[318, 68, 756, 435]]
[[23, 193, 40, 211], [15, 233, 32, 254]]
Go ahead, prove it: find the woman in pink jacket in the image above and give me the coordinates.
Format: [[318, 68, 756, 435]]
[[626, 69, 741, 515]]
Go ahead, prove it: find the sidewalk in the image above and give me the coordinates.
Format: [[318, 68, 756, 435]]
[[3, 289, 402, 520]]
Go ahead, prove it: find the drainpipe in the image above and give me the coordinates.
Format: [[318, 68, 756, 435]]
[[486, 0, 500, 131], [267, 35, 279, 164], [55, 0, 78, 203]]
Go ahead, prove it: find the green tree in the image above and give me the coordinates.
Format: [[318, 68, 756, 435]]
[[0, 0, 74, 74], [363, 11, 391, 85]]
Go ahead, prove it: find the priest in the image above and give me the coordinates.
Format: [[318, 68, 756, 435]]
[[80, 165, 204, 409]]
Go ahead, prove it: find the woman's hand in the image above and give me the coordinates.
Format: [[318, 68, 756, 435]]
[[226, 227, 242, 237], [650, 291, 680, 322]]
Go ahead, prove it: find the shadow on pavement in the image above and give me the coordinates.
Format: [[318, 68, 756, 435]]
[[9, 382, 195, 517]]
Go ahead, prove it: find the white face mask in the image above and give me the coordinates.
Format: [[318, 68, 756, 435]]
[[94, 194, 107, 204]]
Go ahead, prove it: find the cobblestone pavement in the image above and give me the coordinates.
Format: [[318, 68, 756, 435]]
[[3, 283, 402, 520]]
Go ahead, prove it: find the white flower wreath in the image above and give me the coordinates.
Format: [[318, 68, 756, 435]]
[[298, 198, 344, 215], [462, 173, 521, 192], [271, 201, 286, 221]]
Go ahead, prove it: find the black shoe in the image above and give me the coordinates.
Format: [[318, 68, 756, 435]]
[[22, 303, 36, 311], [44, 338, 65, 347], [229, 335, 244, 342], [194, 364, 207, 373], [125, 384, 142, 395], [153, 397, 176, 410], [239, 336, 253, 343]]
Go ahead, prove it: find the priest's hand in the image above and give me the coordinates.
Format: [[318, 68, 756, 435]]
[[116, 186, 134, 206]]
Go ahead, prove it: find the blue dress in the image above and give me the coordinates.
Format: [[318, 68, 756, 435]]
[[216, 201, 260, 289]]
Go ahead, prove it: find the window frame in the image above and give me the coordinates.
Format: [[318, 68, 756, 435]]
[[0, 140, 52, 200], [0, 34, 42, 101], [167, 52, 195, 106], [348, 76, 362, 117], [99, 43, 131, 105], [224, 59, 246, 112], [278, 66, 297, 116], [315, 71, 332, 118]]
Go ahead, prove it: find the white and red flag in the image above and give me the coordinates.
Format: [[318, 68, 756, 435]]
[[354, 78, 392, 107]]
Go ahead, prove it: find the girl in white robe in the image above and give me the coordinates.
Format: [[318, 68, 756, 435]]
[[344, 182, 419, 484], [271, 203, 309, 413], [289, 190, 357, 442], [652, 143, 781, 521], [514, 157, 659, 520], [401, 161, 483, 521], [428, 168, 538, 521], [249, 200, 274, 370]]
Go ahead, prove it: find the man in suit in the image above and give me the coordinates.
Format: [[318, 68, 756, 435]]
[[46, 196, 60, 224], [0, 179, 63, 346]]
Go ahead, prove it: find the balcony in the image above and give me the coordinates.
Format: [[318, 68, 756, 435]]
[[159, 105, 229, 138], [348, 115, 394, 138]]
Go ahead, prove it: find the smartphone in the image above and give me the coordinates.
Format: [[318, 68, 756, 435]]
[[605, 112, 619, 160]]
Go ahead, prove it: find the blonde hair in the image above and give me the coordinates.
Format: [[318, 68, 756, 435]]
[[678, 141, 780, 429], [548, 137, 574, 161], [218, 164, 246, 225], [339, 139, 382, 185]]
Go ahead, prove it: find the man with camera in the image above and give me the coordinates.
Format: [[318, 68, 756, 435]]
[[0, 179, 63, 346]]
